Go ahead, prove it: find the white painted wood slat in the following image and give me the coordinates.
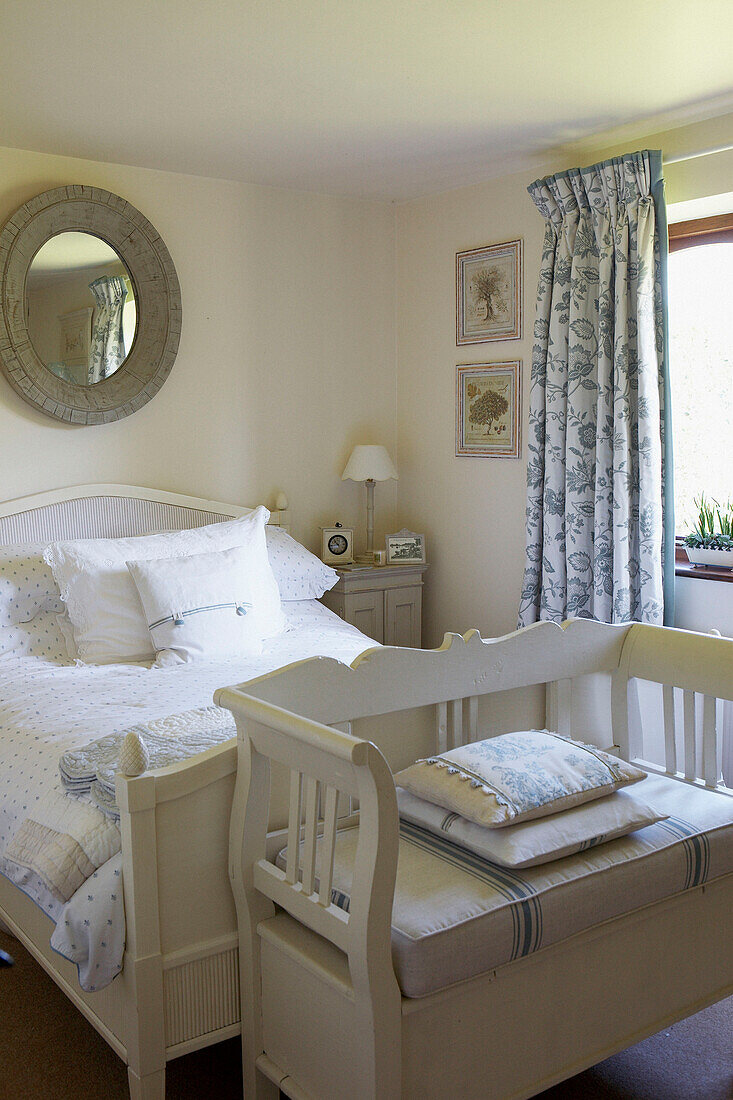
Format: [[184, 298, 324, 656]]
[[702, 695, 718, 787], [301, 778, 319, 896], [285, 771, 303, 885], [545, 681, 559, 734], [464, 695, 479, 745], [436, 701, 448, 755], [555, 679, 572, 737], [449, 698, 462, 750], [662, 684, 677, 774], [611, 670, 630, 761], [319, 786, 339, 907], [683, 690, 696, 781]]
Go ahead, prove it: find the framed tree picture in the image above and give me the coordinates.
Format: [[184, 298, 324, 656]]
[[456, 361, 521, 459], [456, 239, 522, 344]]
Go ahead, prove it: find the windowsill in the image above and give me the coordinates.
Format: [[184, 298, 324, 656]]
[[675, 560, 733, 583]]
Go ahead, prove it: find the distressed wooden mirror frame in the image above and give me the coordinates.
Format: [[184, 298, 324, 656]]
[[0, 186, 182, 424]]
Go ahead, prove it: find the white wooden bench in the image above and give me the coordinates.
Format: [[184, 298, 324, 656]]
[[220, 618, 733, 1100]]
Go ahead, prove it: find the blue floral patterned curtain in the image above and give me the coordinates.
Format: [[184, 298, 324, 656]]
[[88, 276, 128, 383], [518, 151, 670, 627]]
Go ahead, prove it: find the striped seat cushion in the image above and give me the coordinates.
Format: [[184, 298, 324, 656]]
[[281, 773, 733, 998]]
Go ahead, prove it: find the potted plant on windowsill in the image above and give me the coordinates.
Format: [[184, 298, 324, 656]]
[[683, 495, 733, 568]]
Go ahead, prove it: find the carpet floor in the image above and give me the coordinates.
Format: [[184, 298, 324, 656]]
[[1, 930, 731, 1099]]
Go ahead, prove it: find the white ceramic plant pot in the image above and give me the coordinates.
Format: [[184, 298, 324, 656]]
[[685, 546, 733, 568]]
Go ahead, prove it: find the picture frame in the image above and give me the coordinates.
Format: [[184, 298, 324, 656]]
[[58, 307, 93, 370], [456, 239, 522, 344], [386, 528, 426, 565], [456, 361, 521, 459]]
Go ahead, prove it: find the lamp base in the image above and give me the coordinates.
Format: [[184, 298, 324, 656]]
[[353, 552, 374, 565]]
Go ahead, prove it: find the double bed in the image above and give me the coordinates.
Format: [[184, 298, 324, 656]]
[[0, 483, 377, 1099]]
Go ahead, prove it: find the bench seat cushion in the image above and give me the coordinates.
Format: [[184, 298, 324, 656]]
[[283, 774, 733, 998]]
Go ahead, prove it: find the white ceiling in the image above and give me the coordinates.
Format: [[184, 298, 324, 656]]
[[1, 0, 733, 201]]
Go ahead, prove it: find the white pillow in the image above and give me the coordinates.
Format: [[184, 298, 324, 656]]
[[0, 610, 72, 662], [0, 542, 64, 626], [396, 786, 667, 868], [265, 526, 339, 600], [44, 507, 285, 663], [127, 544, 267, 662], [394, 730, 647, 828]]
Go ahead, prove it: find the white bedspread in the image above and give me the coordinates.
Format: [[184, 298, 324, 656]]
[[0, 601, 375, 990]]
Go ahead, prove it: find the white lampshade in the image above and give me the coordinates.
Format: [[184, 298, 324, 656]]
[[341, 445, 398, 483]]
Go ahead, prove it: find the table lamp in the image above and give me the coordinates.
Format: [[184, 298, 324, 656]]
[[342, 445, 398, 563]]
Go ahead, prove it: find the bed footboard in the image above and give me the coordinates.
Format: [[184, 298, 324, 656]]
[[115, 742, 243, 1097]]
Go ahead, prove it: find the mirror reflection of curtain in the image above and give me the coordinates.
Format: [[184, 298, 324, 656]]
[[46, 360, 77, 383], [88, 275, 128, 383]]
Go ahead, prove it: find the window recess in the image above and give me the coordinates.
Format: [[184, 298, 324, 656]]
[[669, 210, 733, 582]]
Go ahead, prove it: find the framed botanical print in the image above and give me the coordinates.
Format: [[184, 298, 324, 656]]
[[456, 361, 521, 459], [456, 239, 522, 344]]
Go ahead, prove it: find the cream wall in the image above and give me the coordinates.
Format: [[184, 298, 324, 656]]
[[4, 109, 733, 639], [394, 114, 733, 646], [0, 146, 398, 551]]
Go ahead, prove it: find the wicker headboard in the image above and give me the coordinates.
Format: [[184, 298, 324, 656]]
[[0, 484, 288, 545]]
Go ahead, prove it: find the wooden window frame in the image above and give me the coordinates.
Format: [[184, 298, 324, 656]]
[[669, 210, 733, 252]]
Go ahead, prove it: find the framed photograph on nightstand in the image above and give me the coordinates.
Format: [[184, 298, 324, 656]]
[[386, 529, 426, 565]]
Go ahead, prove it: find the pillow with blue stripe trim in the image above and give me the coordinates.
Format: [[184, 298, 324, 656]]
[[128, 543, 270, 662], [396, 786, 667, 868]]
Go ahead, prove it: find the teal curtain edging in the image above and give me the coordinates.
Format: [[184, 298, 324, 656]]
[[650, 149, 675, 626]]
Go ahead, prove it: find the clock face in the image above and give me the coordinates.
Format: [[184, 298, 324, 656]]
[[328, 534, 349, 556]]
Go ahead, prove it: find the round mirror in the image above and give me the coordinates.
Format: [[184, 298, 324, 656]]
[[0, 186, 181, 424], [26, 231, 138, 387]]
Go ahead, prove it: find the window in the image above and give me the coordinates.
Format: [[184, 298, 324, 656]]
[[668, 212, 733, 534], [121, 276, 137, 358], [122, 295, 137, 357]]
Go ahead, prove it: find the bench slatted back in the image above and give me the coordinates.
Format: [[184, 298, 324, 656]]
[[615, 623, 733, 790]]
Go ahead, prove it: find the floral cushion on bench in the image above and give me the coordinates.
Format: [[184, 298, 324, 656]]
[[394, 730, 647, 828]]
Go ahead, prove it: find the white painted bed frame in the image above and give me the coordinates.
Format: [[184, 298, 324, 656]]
[[0, 484, 291, 1100], [221, 620, 733, 1100]]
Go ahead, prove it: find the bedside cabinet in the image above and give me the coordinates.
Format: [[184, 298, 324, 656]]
[[321, 564, 427, 647]]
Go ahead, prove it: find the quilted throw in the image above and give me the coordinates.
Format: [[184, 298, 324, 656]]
[[59, 704, 236, 820], [3, 705, 235, 908]]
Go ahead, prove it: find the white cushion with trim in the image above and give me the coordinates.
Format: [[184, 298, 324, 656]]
[[396, 785, 667, 868], [394, 730, 647, 828]]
